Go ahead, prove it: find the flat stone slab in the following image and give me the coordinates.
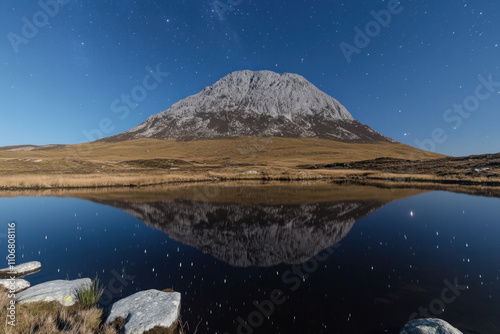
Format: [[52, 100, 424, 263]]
[[106, 289, 181, 334], [16, 278, 91, 306], [0, 261, 41, 278], [401, 318, 463, 334], [0, 278, 30, 293]]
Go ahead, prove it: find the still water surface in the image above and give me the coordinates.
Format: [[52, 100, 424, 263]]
[[1, 183, 499, 333]]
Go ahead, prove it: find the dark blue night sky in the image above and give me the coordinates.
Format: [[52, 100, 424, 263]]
[[1, 0, 499, 156]]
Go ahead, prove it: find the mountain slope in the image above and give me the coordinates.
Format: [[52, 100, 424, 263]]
[[107, 70, 393, 143]]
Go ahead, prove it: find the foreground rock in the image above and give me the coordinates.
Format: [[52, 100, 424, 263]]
[[106, 289, 181, 334], [401, 318, 462, 334], [16, 278, 91, 306], [0, 261, 41, 278], [0, 278, 30, 292]]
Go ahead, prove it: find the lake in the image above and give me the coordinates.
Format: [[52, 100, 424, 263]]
[[1, 182, 499, 333]]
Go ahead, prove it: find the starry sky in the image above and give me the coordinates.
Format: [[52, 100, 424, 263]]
[[1, 0, 499, 156]]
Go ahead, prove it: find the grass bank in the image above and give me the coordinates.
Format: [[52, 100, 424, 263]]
[[1, 137, 498, 197], [0, 288, 115, 334]]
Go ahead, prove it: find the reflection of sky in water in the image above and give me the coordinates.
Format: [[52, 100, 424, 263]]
[[0, 190, 499, 333]]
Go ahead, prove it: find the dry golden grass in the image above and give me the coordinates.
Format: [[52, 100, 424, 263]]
[[0, 167, 427, 192], [0, 137, 443, 166], [0, 173, 211, 190], [0, 291, 117, 334], [0, 137, 457, 191], [365, 171, 500, 184]]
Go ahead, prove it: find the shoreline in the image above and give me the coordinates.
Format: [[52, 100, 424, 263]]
[[1, 170, 499, 198]]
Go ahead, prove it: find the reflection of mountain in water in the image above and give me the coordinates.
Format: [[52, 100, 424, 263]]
[[97, 199, 384, 267]]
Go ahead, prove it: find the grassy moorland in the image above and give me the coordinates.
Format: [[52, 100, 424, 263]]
[[0, 137, 498, 196], [0, 137, 442, 188]]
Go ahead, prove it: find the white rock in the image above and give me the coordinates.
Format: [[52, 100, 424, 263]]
[[16, 278, 91, 306], [0, 278, 30, 293], [0, 261, 41, 277], [400, 318, 463, 334], [106, 289, 181, 334]]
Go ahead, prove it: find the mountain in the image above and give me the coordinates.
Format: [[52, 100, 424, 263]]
[[107, 70, 393, 143]]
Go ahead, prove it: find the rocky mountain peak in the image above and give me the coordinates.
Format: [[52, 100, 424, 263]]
[[107, 70, 392, 143]]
